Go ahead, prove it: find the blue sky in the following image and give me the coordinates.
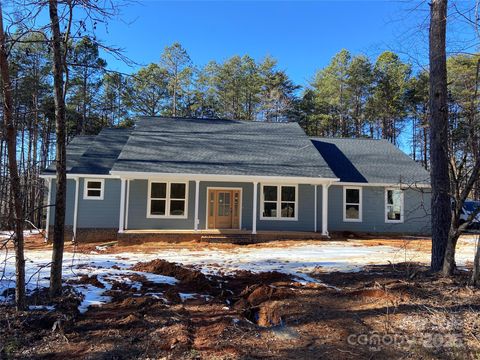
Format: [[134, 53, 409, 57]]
[[99, 1, 431, 85]]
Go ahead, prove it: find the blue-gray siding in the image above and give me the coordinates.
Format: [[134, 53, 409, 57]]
[[48, 177, 431, 234], [328, 185, 431, 234], [49, 178, 120, 228], [127, 180, 196, 230]]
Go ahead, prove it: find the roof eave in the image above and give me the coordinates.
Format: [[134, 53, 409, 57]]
[[109, 170, 339, 185]]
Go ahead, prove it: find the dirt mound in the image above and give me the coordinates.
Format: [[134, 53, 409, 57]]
[[240, 285, 294, 306], [233, 284, 295, 327], [256, 301, 287, 327], [245, 285, 294, 306], [67, 275, 104, 289], [131, 259, 211, 291], [116, 296, 155, 309]]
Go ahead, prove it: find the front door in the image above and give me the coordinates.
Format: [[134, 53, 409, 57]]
[[207, 189, 241, 229]]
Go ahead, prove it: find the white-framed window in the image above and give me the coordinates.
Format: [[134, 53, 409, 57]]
[[260, 184, 298, 220], [83, 179, 104, 200], [385, 188, 404, 223], [343, 186, 362, 222], [147, 181, 188, 218]]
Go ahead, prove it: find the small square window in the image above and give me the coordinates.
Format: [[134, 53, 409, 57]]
[[83, 179, 104, 200]]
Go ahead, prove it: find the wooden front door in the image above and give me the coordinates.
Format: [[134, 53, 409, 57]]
[[207, 189, 241, 229]]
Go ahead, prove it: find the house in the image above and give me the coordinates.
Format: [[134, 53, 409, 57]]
[[41, 117, 431, 243]]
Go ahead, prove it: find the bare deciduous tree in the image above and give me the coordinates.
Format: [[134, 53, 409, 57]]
[[429, 0, 451, 272], [0, 2, 26, 310], [48, 0, 68, 298]]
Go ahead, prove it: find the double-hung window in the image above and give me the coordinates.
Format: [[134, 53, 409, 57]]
[[385, 188, 404, 223], [148, 181, 188, 218], [83, 179, 104, 200], [261, 185, 297, 220], [343, 187, 362, 222]]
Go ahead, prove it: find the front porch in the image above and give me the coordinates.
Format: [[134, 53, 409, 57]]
[[115, 175, 335, 237], [117, 229, 329, 244]]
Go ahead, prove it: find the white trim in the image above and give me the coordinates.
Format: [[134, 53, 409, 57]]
[[146, 180, 189, 219], [119, 178, 126, 233], [314, 185, 317, 232], [205, 186, 243, 230], [194, 180, 200, 231], [322, 184, 330, 236], [385, 188, 405, 223], [110, 170, 339, 185], [40, 174, 118, 179], [45, 178, 52, 241], [83, 178, 105, 200], [335, 182, 430, 188], [259, 184, 298, 221], [252, 182, 258, 234], [343, 186, 363, 222], [73, 177, 80, 241], [125, 179, 130, 230]]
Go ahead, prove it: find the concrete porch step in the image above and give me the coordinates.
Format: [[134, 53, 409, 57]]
[[200, 235, 254, 244]]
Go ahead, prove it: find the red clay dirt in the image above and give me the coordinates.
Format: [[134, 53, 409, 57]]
[[3, 237, 480, 359], [3, 259, 480, 359], [130, 258, 213, 292]]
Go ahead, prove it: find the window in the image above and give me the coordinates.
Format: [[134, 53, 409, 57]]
[[148, 181, 188, 218], [83, 179, 104, 200], [385, 189, 404, 223], [261, 185, 297, 220], [343, 187, 362, 222]]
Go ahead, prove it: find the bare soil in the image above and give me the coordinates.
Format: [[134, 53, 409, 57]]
[[2, 235, 478, 359], [2, 254, 480, 360]]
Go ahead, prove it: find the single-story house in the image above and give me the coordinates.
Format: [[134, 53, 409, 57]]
[[41, 117, 431, 242]]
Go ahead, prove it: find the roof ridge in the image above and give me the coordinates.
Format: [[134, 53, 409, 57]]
[[311, 136, 385, 141], [136, 116, 297, 125]]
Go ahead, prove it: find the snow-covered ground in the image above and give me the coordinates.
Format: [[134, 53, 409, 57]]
[[0, 235, 478, 312]]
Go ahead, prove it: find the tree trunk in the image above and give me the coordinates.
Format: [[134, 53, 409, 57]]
[[0, 4, 26, 311], [49, 0, 68, 298], [443, 230, 460, 275], [429, 0, 451, 272], [470, 235, 480, 286]]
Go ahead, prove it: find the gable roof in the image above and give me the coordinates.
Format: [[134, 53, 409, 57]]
[[311, 137, 430, 185], [42, 117, 430, 186], [111, 117, 337, 179], [44, 128, 132, 175]]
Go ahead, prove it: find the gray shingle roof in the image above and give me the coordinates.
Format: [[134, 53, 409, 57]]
[[311, 137, 430, 185], [43, 117, 430, 185], [111, 117, 337, 179], [44, 128, 132, 175]]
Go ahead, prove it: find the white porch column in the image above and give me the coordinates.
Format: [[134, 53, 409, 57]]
[[322, 183, 330, 236], [194, 180, 200, 231], [45, 178, 52, 242], [252, 182, 258, 234], [119, 178, 126, 233], [314, 185, 318, 233], [72, 177, 80, 242], [125, 180, 130, 230]]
